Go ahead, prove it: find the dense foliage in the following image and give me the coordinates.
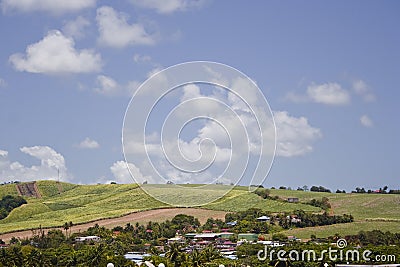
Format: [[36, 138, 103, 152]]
[[290, 210, 353, 228], [344, 230, 400, 246], [0, 195, 26, 219], [307, 197, 331, 211], [0, 227, 398, 266], [310, 186, 331, 193]]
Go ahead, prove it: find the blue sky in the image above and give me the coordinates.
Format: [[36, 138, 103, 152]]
[[0, 0, 399, 192]]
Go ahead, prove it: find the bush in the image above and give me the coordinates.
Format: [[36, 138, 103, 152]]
[[254, 188, 271, 199]]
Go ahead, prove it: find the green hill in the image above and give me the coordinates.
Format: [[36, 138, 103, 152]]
[[0, 181, 399, 237], [269, 188, 400, 220]]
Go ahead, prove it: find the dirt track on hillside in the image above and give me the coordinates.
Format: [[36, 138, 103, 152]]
[[0, 208, 227, 242]]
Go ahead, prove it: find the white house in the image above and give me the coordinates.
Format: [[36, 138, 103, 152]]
[[257, 216, 271, 222], [75, 235, 101, 243]]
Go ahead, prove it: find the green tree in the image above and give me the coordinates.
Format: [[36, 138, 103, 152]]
[[25, 248, 49, 267], [201, 244, 221, 262], [85, 244, 109, 266], [7, 246, 24, 267], [166, 242, 184, 267], [190, 248, 204, 267]]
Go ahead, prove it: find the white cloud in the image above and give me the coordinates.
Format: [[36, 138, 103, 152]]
[[286, 82, 351, 106], [110, 161, 150, 184], [133, 54, 152, 63], [353, 80, 368, 94], [20, 146, 65, 170], [0, 146, 68, 183], [96, 6, 156, 48], [77, 137, 100, 149], [94, 75, 138, 97], [360, 115, 373, 127], [124, 80, 320, 186], [9, 30, 102, 74], [180, 83, 201, 102], [0, 150, 8, 157], [274, 111, 322, 157], [95, 75, 119, 95], [63, 16, 91, 39], [352, 80, 375, 102], [130, 0, 206, 14], [307, 82, 350, 105], [1, 0, 96, 14]]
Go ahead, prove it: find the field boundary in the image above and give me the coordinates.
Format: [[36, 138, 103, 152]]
[[0, 207, 227, 241], [0, 206, 227, 235]]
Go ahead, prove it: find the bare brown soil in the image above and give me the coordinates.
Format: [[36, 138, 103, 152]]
[[0, 208, 227, 242]]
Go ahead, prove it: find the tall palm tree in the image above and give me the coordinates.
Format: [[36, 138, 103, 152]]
[[8, 246, 24, 267], [202, 244, 221, 262], [190, 248, 204, 267], [59, 248, 79, 267], [86, 243, 106, 266], [68, 221, 73, 237], [63, 222, 70, 238], [25, 248, 49, 267], [165, 242, 183, 267]]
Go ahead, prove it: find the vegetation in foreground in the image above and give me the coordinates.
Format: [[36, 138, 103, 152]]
[[0, 210, 398, 267]]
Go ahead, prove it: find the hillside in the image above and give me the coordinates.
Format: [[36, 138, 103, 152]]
[[269, 188, 400, 220], [0, 181, 399, 238]]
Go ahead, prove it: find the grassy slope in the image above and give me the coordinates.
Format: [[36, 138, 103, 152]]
[[279, 221, 400, 239], [269, 189, 400, 238], [0, 182, 399, 237], [0, 182, 318, 233], [270, 189, 400, 220], [0, 182, 168, 233], [0, 183, 20, 198], [204, 190, 320, 213]]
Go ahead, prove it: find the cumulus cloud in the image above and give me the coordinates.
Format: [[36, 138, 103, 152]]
[[95, 75, 119, 95], [0, 150, 8, 157], [77, 137, 100, 149], [110, 161, 150, 184], [307, 83, 350, 105], [20, 146, 65, 170], [124, 79, 321, 185], [63, 16, 91, 39], [0, 146, 68, 183], [130, 0, 206, 14], [286, 82, 351, 105], [94, 75, 139, 97], [360, 115, 373, 127], [96, 6, 156, 48], [352, 80, 375, 102], [1, 0, 96, 14], [274, 111, 322, 157], [9, 30, 102, 74], [133, 54, 152, 63]]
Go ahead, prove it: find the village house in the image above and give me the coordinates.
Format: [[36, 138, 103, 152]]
[[257, 215, 271, 222], [74, 235, 101, 243], [238, 233, 259, 242]]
